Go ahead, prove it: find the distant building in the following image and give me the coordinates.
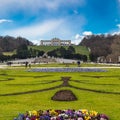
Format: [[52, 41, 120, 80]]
[[40, 38, 71, 46]]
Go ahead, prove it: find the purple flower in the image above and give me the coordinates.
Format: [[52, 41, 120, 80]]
[[100, 114, 109, 120]]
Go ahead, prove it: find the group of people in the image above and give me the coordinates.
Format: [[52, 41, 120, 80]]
[[14, 109, 109, 120]]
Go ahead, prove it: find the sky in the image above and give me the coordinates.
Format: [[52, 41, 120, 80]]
[[0, 0, 120, 45]]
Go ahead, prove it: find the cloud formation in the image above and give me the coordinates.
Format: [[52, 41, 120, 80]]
[[73, 31, 93, 45], [1, 0, 118, 45], [72, 34, 84, 45], [4, 19, 65, 40], [82, 31, 93, 36], [116, 24, 120, 29], [0, 0, 85, 15], [0, 19, 13, 24]]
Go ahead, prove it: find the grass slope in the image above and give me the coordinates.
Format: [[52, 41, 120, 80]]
[[2, 45, 89, 58], [29, 45, 89, 55], [0, 68, 120, 120], [3, 50, 16, 56]]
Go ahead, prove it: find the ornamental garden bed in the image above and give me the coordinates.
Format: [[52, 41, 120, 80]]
[[1, 68, 119, 120], [14, 109, 109, 120], [28, 68, 106, 72]]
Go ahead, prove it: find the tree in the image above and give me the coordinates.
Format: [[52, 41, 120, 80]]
[[0, 35, 33, 52], [67, 46, 75, 54], [37, 50, 44, 57], [0, 47, 3, 55], [89, 53, 98, 62], [16, 44, 30, 59]]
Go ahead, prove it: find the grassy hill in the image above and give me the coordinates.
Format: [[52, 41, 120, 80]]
[[3, 50, 16, 56], [2, 45, 90, 60], [29, 45, 89, 56]]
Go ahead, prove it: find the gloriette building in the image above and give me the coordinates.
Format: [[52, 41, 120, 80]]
[[40, 38, 71, 46]]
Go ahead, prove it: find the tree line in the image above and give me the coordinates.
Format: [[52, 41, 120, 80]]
[[0, 35, 33, 52], [47, 46, 87, 61], [2, 33, 119, 63], [80, 34, 120, 62], [0, 45, 88, 62], [0, 44, 44, 62]]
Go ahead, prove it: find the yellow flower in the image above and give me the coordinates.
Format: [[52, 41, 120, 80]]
[[28, 111, 32, 116], [32, 110, 37, 116], [84, 116, 91, 120], [89, 110, 98, 117], [81, 109, 88, 114], [49, 110, 58, 116]]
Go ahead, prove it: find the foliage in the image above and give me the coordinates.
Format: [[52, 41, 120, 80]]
[[16, 44, 31, 59], [47, 46, 87, 61], [0, 35, 33, 52], [15, 109, 109, 120], [0, 44, 45, 61], [80, 34, 120, 62], [0, 47, 3, 55], [29, 45, 89, 57], [67, 46, 75, 54], [106, 35, 120, 63]]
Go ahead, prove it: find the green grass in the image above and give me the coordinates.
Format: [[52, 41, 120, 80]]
[[15, 62, 120, 68], [0, 68, 120, 120], [3, 45, 89, 57], [3, 50, 16, 56], [29, 45, 89, 55]]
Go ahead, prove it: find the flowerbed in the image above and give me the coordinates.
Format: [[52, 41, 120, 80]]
[[28, 68, 106, 72], [14, 109, 109, 120]]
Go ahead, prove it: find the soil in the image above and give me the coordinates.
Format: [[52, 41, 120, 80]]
[[51, 90, 77, 101]]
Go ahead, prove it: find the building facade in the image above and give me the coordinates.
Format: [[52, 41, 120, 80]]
[[40, 38, 71, 46]]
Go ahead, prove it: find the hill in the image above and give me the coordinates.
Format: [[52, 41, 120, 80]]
[[0, 35, 33, 52], [29, 45, 89, 56], [80, 34, 120, 63]]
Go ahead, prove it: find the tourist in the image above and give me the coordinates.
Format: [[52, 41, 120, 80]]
[[77, 61, 81, 67], [28, 62, 31, 68], [25, 61, 28, 68]]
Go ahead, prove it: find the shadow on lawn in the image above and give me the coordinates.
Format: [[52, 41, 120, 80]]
[[80, 75, 120, 78], [71, 80, 120, 86], [34, 75, 53, 78], [6, 80, 60, 86], [0, 77, 120, 96], [0, 78, 14, 82], [0, 73, 8, 76], [0, 74, 53, 78]]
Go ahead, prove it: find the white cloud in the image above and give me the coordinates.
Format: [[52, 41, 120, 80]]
[[72, 34, 84, 45], [0, 0, 85, 14], [82, 31, 93, 36], [73, 31, 93, 45], [31, 39, 41, 45], [3, 19, 64, 40], [116, 24, 120, 28], [0, 19, 13, 24], [110, 24, 120, 35], [112, 31, 120, 35], [75, 34, 81, 39], [2, 13, 86, 43]]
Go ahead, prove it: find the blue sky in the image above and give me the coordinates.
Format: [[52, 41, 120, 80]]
[[0, 0, 120, 44]]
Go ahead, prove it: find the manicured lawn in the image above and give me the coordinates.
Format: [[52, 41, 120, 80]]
[[11, 62, 120, 68], [0, 68, 120, 120]]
